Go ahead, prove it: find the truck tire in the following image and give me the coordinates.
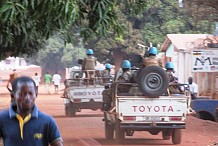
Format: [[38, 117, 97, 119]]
[[115, 119, 125, 144], [162, 129, 171, 140], [137, 66, 169, 97], [172, 129, 182, 144], [65, 103, 76, 117], [216, 108, 218, 122]]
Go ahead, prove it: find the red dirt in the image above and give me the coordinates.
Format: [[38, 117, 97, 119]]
[[1, 84, 218, 146]]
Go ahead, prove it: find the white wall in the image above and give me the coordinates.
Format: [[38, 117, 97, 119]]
[[177, 52, 185, 83], [0, 57, 27, 70]]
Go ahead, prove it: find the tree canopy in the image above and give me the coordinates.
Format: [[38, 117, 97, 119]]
[[85, 0, 215, 66], [0, 0, 150, 59], [185, 0, 218, 21], [24, 34, 85, 73], [1, 0, 217, 72]]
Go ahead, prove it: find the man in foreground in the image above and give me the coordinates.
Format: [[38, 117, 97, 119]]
[[0, 76, 63, 146]]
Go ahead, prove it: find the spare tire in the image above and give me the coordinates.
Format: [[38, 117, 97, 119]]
[[137, 66, 169, 97]]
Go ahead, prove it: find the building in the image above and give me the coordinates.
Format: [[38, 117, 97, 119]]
[[160, 34, 218, 99], [0, 57, 41, 81]]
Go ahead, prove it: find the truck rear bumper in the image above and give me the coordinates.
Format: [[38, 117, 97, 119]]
[[71, 102, 103, 110], [120, 123, 185, 129]]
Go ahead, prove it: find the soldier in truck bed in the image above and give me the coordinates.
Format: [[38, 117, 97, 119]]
[[142, 47, 162, 67], [82, 49, 97, 82], [102, 60, 133, 110], [82, 49, 97, 71], [100, 63, 112, 85], [165, 62, 182, 94]]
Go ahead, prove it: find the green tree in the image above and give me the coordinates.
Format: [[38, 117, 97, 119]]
[[140, 0, 215, 47], [25, 34, 85, 74], [184, 0, 218, 22], [0, 0, 150, 59], [85, 0, 215, 70], [85, 6, 145, 69]]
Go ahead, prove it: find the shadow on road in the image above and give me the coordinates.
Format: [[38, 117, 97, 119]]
[[52, 114, 103, 118], [67, 114, 103, 118], [95, 138, 174, 145]]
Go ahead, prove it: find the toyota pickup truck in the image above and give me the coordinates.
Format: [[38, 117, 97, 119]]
[[62, 68, 111, 116], [103, 66, 191, 144]]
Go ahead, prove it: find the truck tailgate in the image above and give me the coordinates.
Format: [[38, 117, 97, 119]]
[[68, 86, 104, 102], [117, 97, 188, 123]]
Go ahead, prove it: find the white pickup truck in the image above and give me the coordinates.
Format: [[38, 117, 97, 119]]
[[103, 66, 191, 145], [62, 68, 111, 116]]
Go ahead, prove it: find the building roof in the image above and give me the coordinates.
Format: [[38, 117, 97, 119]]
[[160, 34, 211, 52]]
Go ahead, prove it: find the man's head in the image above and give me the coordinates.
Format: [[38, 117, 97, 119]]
[[105, 63, 112, 70], [148, 47, 158, 56], [86, 49, 94, 56], [12, 76, 37, 113], [165, 62, 174, 72], [121, 60, 131, 72], [188, 77, 193, 84]]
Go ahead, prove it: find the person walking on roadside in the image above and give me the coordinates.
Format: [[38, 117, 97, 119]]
[[32, 72, 41, 96], [6, 69, 18, 102], [0, 76, 63, 146], [52, 72, 61, 93], [44, 72, 52, 94], [6, 69, 18, 93]]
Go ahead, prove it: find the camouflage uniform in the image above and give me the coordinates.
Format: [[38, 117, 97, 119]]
[[101, 69, 111, 84], [82, 56, 97, 70], [166, 72, 182, 94], [116, 70, 133, 93], [142, 56, 159, 67], [82, 56, 97, 81], [102, 69, 133, 110]]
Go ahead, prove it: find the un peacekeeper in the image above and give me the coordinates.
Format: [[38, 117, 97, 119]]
[[142, 47, 160, 67], [102, 60, 133, 110], [100, 63, 112, 85], [0, 76, 63, 146], [165, 62, 182, 94], [82, 49, 97, 72], [103, 63, 112, 77], [115, 60, 133, 83], [82, 49, 97, 85]]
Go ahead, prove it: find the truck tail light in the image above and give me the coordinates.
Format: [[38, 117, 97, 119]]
[[123, 116, 136, 121], [170, 116, 182, 121], [73, 99, 81, 103]]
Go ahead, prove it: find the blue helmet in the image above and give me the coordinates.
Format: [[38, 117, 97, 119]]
[[121, 60, 131, 69], [105, 63, 111, 69], [86, 49, 94, 55], [165, 62, 174, 69], [148, 47, 158, 55]]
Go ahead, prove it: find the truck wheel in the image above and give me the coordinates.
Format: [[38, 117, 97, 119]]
[[105, 121, 114, 140], [216, 108, 218, 122], [115, 119, 125, 144], [65, 103, 76, 117], [138, 66, 169, 97], [172, 129, 182, 144], [162, 129, 171, 140]]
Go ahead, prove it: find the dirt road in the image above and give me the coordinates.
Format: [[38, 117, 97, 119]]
[[1, 85, 218, 146]]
